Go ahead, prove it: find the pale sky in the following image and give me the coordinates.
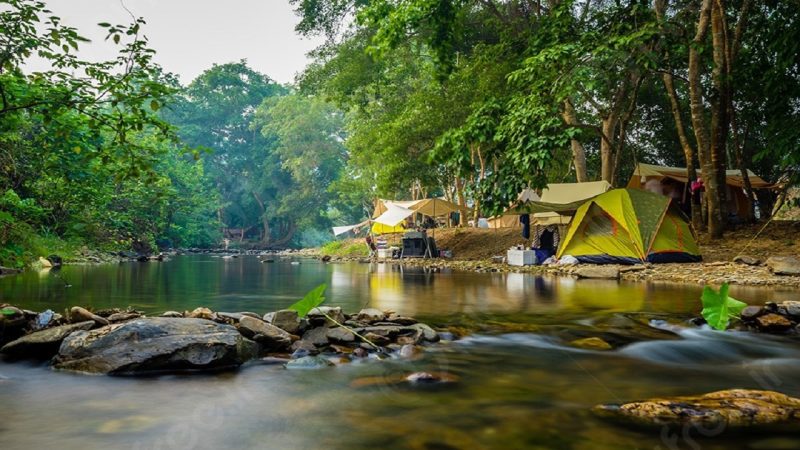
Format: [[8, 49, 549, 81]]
[[29, 0, 324, 84]]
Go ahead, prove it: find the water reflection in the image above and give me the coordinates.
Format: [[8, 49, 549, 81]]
[[0, 256, 787, 318]]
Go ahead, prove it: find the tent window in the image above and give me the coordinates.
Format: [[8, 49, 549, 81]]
[[582, 208, 615, 237]]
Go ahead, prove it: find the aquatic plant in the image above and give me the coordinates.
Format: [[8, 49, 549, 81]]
[[288, 284, 379, 349], [701, 282, 747, 331]]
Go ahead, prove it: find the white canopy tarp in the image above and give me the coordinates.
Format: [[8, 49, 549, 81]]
[[332, 219, 370, 236], [373, 203, 415, 227]]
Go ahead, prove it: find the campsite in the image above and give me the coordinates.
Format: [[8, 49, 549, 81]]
[[2, 1, 800, 449]]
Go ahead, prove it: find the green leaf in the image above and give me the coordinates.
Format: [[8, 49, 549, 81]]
[[150, 100, 159, 111], [287, 283, 327, 317], [1, 307, 18, 317], [701, 283, 747, 331]]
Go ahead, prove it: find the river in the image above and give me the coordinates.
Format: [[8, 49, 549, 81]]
[[1, 255, 799, 449]]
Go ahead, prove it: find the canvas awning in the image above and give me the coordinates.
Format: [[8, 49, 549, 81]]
[[372, 198, 470, 218], [506, 181, 612, 216], [373, 203, 415, 227], [628, 163, 774, 189]]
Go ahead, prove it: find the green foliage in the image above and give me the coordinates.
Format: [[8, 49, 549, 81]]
[[287, 283, 328, 317], [320, 239, 369, 257], [701, 283, 747, 331]]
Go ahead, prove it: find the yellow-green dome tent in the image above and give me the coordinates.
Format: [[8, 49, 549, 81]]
[[557, 188, 701, 264]]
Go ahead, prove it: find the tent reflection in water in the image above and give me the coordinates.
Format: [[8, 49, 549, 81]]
[[557, 188, 702, 264]]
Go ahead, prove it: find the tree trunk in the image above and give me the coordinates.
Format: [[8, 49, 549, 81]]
[[252, 191, 270, 244], [688, 0, 714, 234], [268, 222, 297, 248], [708, 0, 730, 238], [562, 99, 589, 182], [455, 176, 467, 226]]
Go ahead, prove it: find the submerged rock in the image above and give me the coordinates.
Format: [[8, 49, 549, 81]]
[[1, 321, 94, 358], [53, 318, 257, 375], [570, 337, 613, 350], [593, 389, 800, 429], [284, 355, 334, 370]]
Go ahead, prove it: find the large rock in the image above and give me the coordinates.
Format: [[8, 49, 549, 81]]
[[300, 326, 330, 347], [308, 306, 345, 325], [237, 316, 292, 351], [326, 326, 356, 343], [1, 321, 94, 358], [575, 266, 620, 280], [266, 309, 300, 335], [766, 256, 800, 276], [53, 318, 257, 375], [593, 389, 800, 429]]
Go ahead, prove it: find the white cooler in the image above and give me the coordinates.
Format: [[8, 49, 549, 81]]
[[507, 249, 536, 266]]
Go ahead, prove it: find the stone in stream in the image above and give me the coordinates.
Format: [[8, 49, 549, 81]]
[[326, 326, 356, 343], [755, 313, 793, 332], [284, 355, 334, 370], [356, 308, 386, 323], [408, 323, 440, 342], [765, 256, 800, 276], [570, 337, 613, 350], [780, 301, 800, 319], [265, 309, 300, 335], [33, 309, 55, 330], [53, 318, 258, 375], [308, 306, 345, 325], [1, 321, 95, 358], [740, 306, 765, 320], [160, 311, 183, 318], [187, 307, 214, 320], [107, 312, 142, 323], [399, 344, 423, 359], [237, 316, 292, 351], [300, 326, 330, 347], [70, 306, 109, 326], [593, 389, 800, 429]]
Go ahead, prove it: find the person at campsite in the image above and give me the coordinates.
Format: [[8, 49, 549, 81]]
[[365, 235, 377, 256], [520, 213, 531, 240]]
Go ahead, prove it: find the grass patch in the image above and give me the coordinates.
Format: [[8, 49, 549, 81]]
[[320, 239, 369, 257]]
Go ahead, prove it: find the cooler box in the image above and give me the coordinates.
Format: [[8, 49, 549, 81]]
[[507, 249, 536, 266], [377, 249, 391, 259]]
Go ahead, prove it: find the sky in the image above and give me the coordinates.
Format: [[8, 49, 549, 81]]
[[28, 0, 325, 85]]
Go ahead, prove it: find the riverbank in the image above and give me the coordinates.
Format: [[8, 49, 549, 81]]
[[316, 221, 800, 288]]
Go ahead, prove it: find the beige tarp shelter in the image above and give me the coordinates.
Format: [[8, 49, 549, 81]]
[[372, 198, 470, 219], [627, 163, 775, 219], [488, 188, 541, 228]]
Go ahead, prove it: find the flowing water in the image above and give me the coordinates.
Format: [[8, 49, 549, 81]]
[[1, 256, 799, 449]]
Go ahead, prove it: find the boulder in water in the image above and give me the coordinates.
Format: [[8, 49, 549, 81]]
[[593, 389, 800, 429], [284, 355, 334, 369], [1, 321, 95, 358], [53, 318, 257, 374], [575, 266, 620, 280], [237, 316, 292, 351]]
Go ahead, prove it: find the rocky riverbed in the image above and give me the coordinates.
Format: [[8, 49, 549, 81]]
[[0, 303, 443, 375]]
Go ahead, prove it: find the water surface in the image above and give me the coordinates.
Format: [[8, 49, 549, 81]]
[[1, 256, 799, 449]]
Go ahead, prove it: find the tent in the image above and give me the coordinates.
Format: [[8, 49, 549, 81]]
[[557, 188, 702, 264], [488, 188, 541, 228], [628, 163, 775, 220], [372, 198, 470, 219], [533, 181, 612, 225]]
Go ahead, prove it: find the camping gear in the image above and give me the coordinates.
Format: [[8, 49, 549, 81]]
[[401, 230, 436, 258], [507, 249, 536, 266], [557, 188, 702, 264]]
